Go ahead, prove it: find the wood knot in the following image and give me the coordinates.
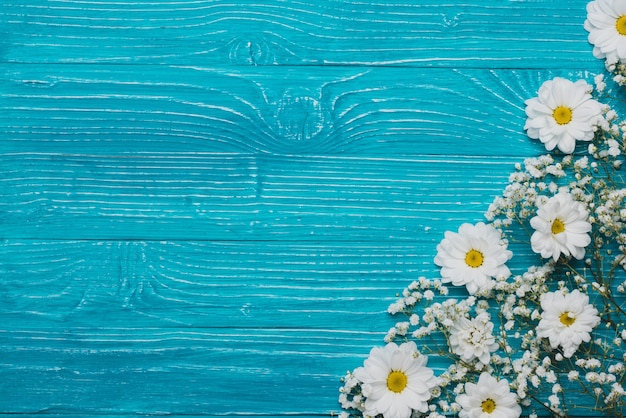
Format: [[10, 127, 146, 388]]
[[275, 89, 324, 142], [227, 35, 274, 66], [442, 13, 460, 28]]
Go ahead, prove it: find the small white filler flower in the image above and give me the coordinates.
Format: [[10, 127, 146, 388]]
[[524, 77, 602, 154], [585, 0, 626, 64], [353, 341, 438, 418], [536, 289, 601, 358], [530, 192, 592, 261], [435, 222, 512, 294], [449, 312, 499, 367], [456, 372, 522, 418]]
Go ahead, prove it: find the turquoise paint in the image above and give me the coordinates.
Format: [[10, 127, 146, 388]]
[[1, 1, 595, 67], [0, 0, 605, 416], [1, 154, 521, 239]]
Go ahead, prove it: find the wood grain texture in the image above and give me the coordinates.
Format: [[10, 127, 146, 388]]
[[1, 153, 520, 240], [0, 238, 534, 415], [0, 326, 375, 415], [1, 65, 592, 156], [0, 238, 535, 330], [0, 239, 452, 415], [0, 0, 608, 417], [0, 240, 423, 329], [1, 0, 594, 67]]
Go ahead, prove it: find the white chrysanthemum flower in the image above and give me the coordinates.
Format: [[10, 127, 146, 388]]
[[584, 0, 626, 64], [353, 341, 438, 418], [434, 222, 512, 295], [449, 312, 498, 367], [524, 77, 602, 154], [536, 290, 601, 358], [530, 192, 592, 261], [456, 372, 522, 418]]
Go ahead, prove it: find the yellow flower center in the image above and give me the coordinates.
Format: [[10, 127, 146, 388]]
[[386, 370, 408, 393], [551, 218, 565, 235], [481, 398, 497, 413], [617, 15, 626, 36], [560, 312, 576, 327], [465, 249, 484, 268], [553, 106, 573, 125]]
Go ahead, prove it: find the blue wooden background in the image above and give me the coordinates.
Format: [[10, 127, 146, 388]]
[[0, 1, 602, 416]]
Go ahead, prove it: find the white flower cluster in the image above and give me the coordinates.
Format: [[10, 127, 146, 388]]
[[337, 2, 626, 417]]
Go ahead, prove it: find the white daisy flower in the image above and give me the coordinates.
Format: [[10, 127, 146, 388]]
[[434, 222, 512, 295], [449, 312, 499, 367], [584, 0, 626, 64], [353, 341, 438, 418], [456, 372, 522, 418], [530, 192, 592, 261], [536, 290, 601, 358], [524, 77, 602, 154]]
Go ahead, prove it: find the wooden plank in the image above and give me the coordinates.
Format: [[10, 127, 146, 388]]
[[0, 239, 478, 416], [0, 238, 535, 416], [0, 237, 535, 332], [0, 240, 433, 415], [0, 0, 594, 67], [0, 239, 433, 329], [0, 326, 378, 415], [1, 64, 590, 156], [0, 153, 520, 240]]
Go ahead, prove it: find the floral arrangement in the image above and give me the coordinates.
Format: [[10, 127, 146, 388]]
[[337, 1, 626, 417]]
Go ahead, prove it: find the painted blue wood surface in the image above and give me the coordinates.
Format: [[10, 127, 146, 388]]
[[0, 0, 603, 416]]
